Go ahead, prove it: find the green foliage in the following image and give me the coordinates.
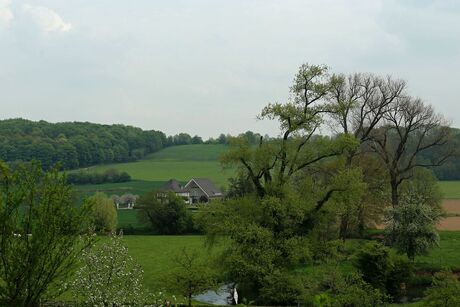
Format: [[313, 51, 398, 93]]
[[0, 161, 92, 306], [259, 270, 305, 305], [69, 233, 145, 305], [354, 242, 412, 299], [137, 190, 191, 234], [307, 270, 388, 307], [423, 270, 460, 307], [67, 168, 131, 185], [354, 242, 391, 291], [331, 273, 389, 307], [0, 118, 167, 169], [170, 248, 216, 307], [85, 192, 118, 233], [385, 181, 442, 260]]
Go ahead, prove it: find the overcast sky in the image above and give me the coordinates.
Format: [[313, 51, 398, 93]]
[[0, 0, 459, 138]]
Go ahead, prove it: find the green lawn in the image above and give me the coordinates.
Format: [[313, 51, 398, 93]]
[[77, 144, 233, 188], [438, 181, 460, 199]]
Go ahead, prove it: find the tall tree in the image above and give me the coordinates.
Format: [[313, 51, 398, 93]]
[[222, 63, 357, 204], [369, 97, 452, 207]]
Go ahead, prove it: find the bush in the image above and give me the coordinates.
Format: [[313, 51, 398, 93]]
[[69, 233, 145, 305], [423, 270, 460, 306], [137, 190, 191, 234], [85, 192, 118, 233], [259, 270, 305, 306], [67, 168, 131, 185], [354, 242, 412, 299], [306, 271, 388, 307]]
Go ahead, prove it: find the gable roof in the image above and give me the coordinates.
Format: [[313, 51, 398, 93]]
[[185, 178, 222, 197], [161, 179, 184, 193]]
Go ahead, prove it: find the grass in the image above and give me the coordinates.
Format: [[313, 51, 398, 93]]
[[79, 144, 233, 188], [73, 180, 165, 200], [438, 181, 460, 199], [118, 235, 222, 293], [415, 231, 460, 270]]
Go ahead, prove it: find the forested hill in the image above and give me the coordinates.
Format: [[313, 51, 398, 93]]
[[0, 119, 168, 169]]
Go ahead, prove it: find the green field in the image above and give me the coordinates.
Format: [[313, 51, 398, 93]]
[[438, 181, 460, 199], [119, 235, 223, 292], [73, 180, 164, 200], [80, 144, 233, 188]]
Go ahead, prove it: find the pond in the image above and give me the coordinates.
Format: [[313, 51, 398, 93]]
[[193, 284, 234, 306]]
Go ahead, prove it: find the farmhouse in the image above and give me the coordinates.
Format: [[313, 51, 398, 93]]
[[160, 178, 223, 204]]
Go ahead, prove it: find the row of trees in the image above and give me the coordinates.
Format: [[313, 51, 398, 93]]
[[67, 168, 131, 185], [0, 119, 270, 173]]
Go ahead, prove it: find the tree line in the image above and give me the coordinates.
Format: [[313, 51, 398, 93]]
[[0, 118, 267, 171]]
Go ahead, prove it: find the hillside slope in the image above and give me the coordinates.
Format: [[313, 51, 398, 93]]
[[75, 144, 233, 191]]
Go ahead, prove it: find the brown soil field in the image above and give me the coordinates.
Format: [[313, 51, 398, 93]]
[[438, 217, 460, 231], [439, 200, 460, 230], [442, 199, 460, 214]]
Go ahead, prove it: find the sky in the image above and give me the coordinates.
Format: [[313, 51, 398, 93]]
[[0, 0, 459, 138]]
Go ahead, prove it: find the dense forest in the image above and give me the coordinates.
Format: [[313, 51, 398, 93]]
[[0, 119, 169, 169]]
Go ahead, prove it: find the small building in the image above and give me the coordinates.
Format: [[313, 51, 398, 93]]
[[160, 178, 223, 204]]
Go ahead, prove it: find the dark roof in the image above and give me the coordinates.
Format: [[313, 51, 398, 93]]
[[161, 179, 183, 193], [187, 178, 222, 197]]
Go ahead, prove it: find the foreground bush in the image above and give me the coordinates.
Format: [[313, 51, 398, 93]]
[[68, 233, 145, 305], [354, 241, 412, 300], [0, 161, 92, 306], [424, 270, 460, 307]]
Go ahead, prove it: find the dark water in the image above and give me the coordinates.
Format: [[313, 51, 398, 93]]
[[193, 284, 233, 305]]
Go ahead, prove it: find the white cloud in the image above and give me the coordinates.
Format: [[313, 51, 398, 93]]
[[0, 0, 13, 28], [22, 4, 72, 33]]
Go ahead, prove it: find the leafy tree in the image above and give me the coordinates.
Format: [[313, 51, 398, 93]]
[[225, 172, 255, 199], [0, 161, 91, 306], [424, 270, 460, 307], [137, 190, 190, 234], [170, 248, 216, 307], [69, 233, 145, 305], [385, 192, 441, 260], [191, 135, 203, 144], [222, 63, 358, 200], [86, 192, 118, 233]]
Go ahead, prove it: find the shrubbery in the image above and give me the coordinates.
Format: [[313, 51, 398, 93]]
[[67, 168, 131, 185], [354, 241, 412, 300]]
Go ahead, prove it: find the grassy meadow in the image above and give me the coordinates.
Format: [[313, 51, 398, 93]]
[[79, 144, 233, 188], [106, 232, 460, 300], [438, 181, 460, 199]]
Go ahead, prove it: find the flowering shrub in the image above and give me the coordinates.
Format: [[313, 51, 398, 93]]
[[69, 233, 145, 306]]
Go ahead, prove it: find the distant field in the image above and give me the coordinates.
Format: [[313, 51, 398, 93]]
[[438, 181, 460, 199], [78, 144, 233, 188], [73, 180, 164, 200]]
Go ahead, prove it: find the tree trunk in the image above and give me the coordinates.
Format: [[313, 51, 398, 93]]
[[390, 178, 399, 207], [339, 213, 349, 241]]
